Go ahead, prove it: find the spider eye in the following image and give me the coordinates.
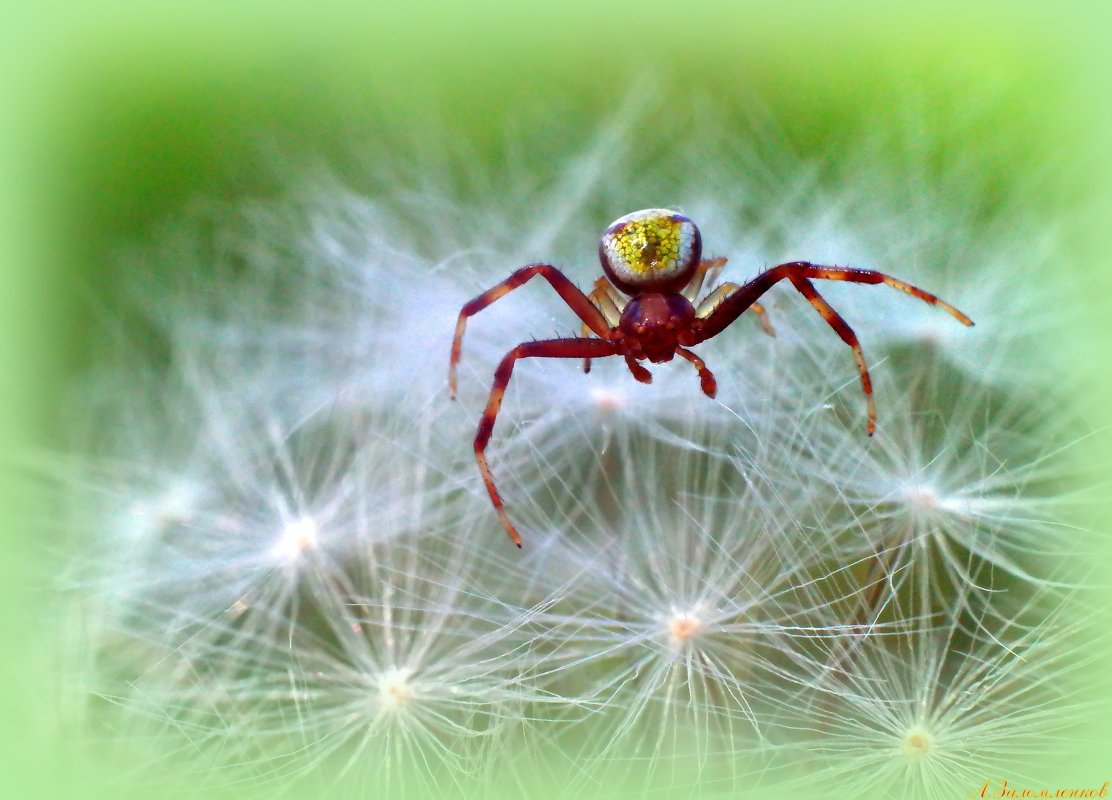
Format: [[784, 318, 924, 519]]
[[598, 208, 701, 294]]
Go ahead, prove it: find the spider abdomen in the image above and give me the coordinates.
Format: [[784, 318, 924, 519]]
[[619, 293, 696, 363], [599, 208, 702, 295]]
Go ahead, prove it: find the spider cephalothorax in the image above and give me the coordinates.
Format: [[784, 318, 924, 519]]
[[449, 208, 974, 547]]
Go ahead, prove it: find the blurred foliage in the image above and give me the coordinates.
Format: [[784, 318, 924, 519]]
[[24, 5, 1088, 397]]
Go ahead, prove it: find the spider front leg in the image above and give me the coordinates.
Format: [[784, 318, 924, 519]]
[[449, 264, 610, 397], [474, 337, 620, 547], [789, 276, 877, 434], [676, 347, 717, 398], [695, 261, 973, 433], [624, 354, 653, 384]]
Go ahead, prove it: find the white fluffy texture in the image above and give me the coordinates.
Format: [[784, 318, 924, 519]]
[[48, 95, 1103, 798], [776, 591, 1108, 800]]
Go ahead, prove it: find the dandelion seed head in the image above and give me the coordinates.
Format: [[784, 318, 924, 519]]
[[271, 515, 320, 563], [899, 481, 939, 508], [45, 83, 1098, 799], [376, 666, 416, 713], [787, 596, 1106, 800], [665, 606, 707, 648], [901, 481, 980, 518], [900, 725, 936, 761]]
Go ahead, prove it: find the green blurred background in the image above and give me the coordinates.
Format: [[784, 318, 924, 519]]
[[2, 2, 1110, 798]]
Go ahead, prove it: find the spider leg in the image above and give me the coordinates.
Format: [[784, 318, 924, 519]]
[[624, 355, 653, 384], [449, 264, 611, 398], [600, 277, 628, 311], [749, 302, 775, 336], [696, 261, 973, 342], [696, 282, 775, 336], [692, 262, 973, 432], [582, 278, 625, 374], [676, 347, 717, 398], [789, 276, 877, 435], [682, 256, 728, 302], [475, 337, 620, 547]]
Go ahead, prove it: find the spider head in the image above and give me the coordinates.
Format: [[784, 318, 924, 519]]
[[598, 209, 701, 295], [618, 293, 696, 363]]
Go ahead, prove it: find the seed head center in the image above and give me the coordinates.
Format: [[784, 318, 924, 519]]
[[378, 667, 415, 713], [902, 483, 943, 510], [668, 611, 705, 646], [902, 727, 936, 760], [272, 516, 320, 561]]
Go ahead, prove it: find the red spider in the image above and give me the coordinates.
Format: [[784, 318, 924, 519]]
[[448, 208, 974, 547]]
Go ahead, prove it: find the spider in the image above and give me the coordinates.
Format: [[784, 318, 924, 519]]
[[448, 208, 974, 547]]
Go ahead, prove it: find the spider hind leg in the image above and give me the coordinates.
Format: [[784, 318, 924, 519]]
[[582, 278, 625, 374], [474, 336, 619, 546]]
